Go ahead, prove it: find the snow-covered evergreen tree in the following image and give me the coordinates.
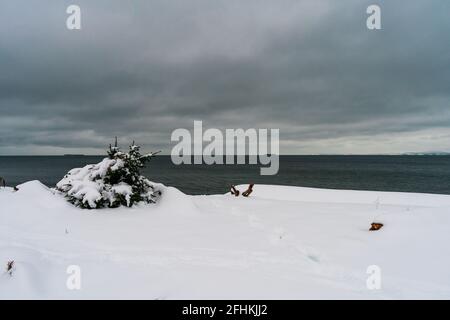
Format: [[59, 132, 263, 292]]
[[56, 140, 161, 209]]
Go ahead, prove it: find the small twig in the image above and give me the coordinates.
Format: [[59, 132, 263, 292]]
[[0, 177, 6, 188], [140, 150, 162, 159], [6, 260, 14, 276]]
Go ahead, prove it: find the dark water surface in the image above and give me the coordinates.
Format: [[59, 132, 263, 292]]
[[0, 155, 449, 195]]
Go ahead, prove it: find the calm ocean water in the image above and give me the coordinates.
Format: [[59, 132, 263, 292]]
[[1, 155, 450, 195]]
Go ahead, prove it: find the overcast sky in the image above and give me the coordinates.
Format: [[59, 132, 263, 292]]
[[0, 0, 449, 155]]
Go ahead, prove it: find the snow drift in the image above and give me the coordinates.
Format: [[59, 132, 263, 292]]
[[1, 181, 450, 299]]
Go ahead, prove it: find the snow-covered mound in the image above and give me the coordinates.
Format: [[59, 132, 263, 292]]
[[1, 182, 450, 299]]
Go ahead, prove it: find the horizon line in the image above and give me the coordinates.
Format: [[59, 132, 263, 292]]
[[1, 153, 450, 157]]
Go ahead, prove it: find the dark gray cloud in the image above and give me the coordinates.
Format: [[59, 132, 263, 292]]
[[1, 0, 449, 154]]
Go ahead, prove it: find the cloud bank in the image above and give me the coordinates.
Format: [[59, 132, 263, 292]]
[[0, 0, 449, 154]]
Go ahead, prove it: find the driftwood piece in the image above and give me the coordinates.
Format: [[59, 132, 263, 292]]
[[242, 184, 254, 197], [230, 184, 255, 197], [370, 222, 383, 231], [230, 185, 240, 197]]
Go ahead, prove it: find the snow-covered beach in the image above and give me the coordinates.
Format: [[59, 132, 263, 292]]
[[1, 181, 450, 299]]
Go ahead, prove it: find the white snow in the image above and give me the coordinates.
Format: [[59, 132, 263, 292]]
[[1, 181, 450, 299], [110, 183, 133, 207], [55, 158, 116, 208]]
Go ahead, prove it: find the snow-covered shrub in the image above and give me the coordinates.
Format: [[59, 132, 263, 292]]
[[56, 142, 161, 209]]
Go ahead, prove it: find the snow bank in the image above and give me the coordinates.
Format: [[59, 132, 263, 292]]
[[235, 184, 450, 207], [1, 182, 450, 299]]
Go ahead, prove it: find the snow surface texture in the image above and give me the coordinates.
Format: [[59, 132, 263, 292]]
[[1, 181, 450, 299]]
